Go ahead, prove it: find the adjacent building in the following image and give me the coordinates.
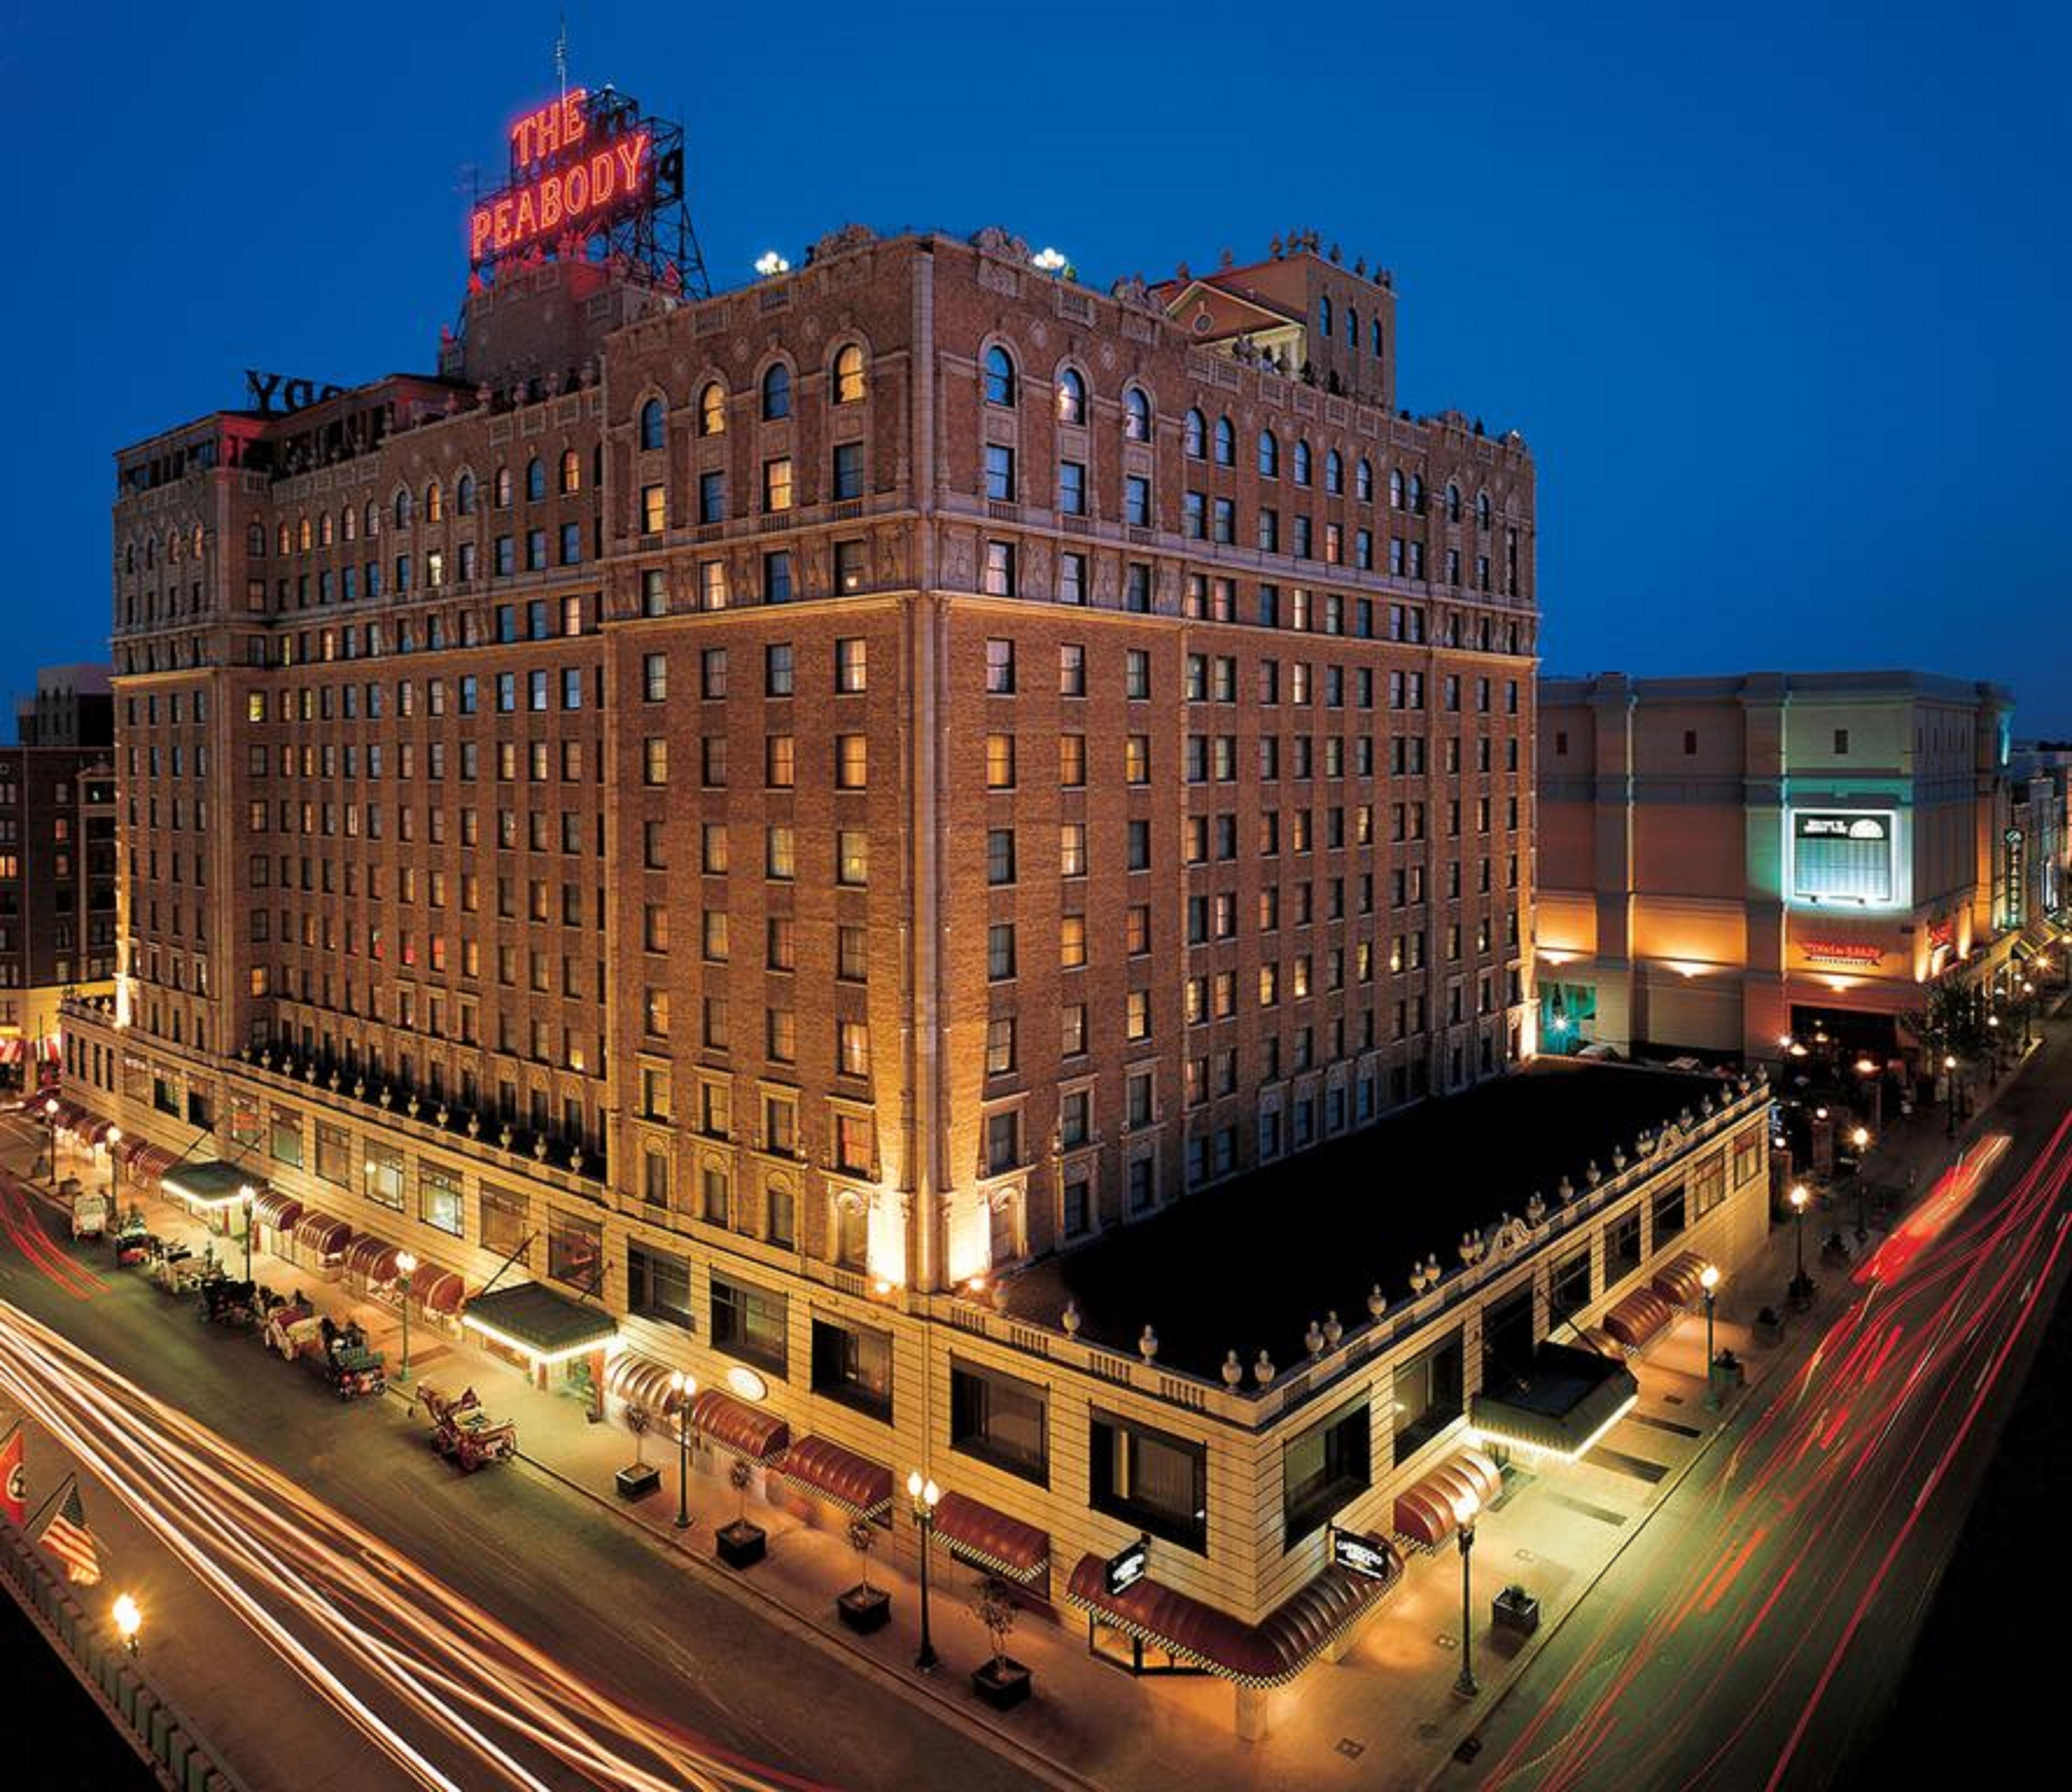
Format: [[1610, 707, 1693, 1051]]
[[0, 665, 117, 1082], [1535, 670, 2016, 1067]]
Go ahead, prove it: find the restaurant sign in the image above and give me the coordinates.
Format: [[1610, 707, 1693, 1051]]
[[1104, 1535, 1149, 1597], [1800, 940, 1884, 968], [1330, 1531, 1395, 1582]]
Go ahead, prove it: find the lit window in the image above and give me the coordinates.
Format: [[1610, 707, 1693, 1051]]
[[1124, 387, 1151, 442], [833, 343, 867, 404], [699, 382, 727, 435], [1056, 367, 1086, 425]]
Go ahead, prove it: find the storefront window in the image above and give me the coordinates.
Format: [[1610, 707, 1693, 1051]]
[[1283, 1399, 1370, 1548], [711, 1274, 787, 1376], [268, 1108, 303, 1169], [1393, 1328, 1463, 1465], [547, 1209, 604, 1292], [1551, 1247, 1594, 1325], [364, 1142, 406, 1211], [1652, 1182, 1688, 1244], [950, 1359, 1048, 1484], [420, 1164, 464, 1237], [1092, 1410, 1208, 1552]]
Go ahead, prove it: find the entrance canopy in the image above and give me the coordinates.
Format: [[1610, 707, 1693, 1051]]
[[161, 1161, 263, 1211], [1470, 1342, 1639, 1461], [461, 1281, 618, 1365], [1602, 1285, 1676, 1351]]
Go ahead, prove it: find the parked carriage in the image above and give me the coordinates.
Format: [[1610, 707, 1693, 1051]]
[[196, 1270, 261, 1328], [418, 1384, 517, 1472]]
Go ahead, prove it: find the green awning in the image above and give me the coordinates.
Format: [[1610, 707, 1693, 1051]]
[[160, 1161, 265, 1210], [1470, 1342, 1638, 1460], [461, 1282, 617, 1363]]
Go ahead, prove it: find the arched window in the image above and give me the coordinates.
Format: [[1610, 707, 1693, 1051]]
[[1477, 490, 1492, 528], [1325, 449, 1344, 495], [526, 458, 547, 502], [698, 382, 727, 436], [638, 397, 665, 452], [494, 466, 513, 508], [364, 501, 379, 539], [832, 344, 866, 405], [1371, 318, 1384, 357], [1183, 408, 1206, 458], [982, 345, 1016, 407], [1408, 473, 1425, 514], [297, 516, 312, 551], [1293, 440, 1312, 487], [1213, 416, 1235, 466], [1056, 366, 1086, 425], [425, 482, 443, 523], [275, 523, 290, 556], [762, 363, 792, 420], [341, 505, 357, 542], [1347, 305, 1359, 348], [1446, 482, 1462, 522], [1124, 387, 1151, 442], [1257, 429, 1279, 478], [145, 537, 156, 568], [456, 474, 476, 515], [1356, 458, 1373, 503], [560, 449, 581, 494], [1389, 469, 1405, 510], [1319, 295, 1333, 336], [318, 512, 334, 547], [245, 523, 265, 558]]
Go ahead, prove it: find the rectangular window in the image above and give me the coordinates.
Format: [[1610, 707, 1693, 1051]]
[[950, 1359, 1048, 1483], [711, 1274, 788, 1375], [811, 1317, 893, 1420], [420, 1164, 465, 1237], [832, 441, 864, 501], [1091, 1410, 1208, 1552], [547, 1209, 604, 1292], [1282, 1398, 1371, 1548], [268, 1109, 303, 1169], [1393, 1328, 1464, 1465], [315, 1121, 350, 1188], [628, 1244, 693, 1330], [364, 1142, 405, 1211], [480, 1183, 528, 1256]]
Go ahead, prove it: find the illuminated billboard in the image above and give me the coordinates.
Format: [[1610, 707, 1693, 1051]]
[[1790, 810, 1895, 905]]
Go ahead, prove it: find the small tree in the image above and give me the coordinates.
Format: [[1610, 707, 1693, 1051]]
[[728, 1455, 754, 1525], [971, 1575, 1018, 1674], [624, 1402, 651, 1468], [847, 1518, 877, 1593]]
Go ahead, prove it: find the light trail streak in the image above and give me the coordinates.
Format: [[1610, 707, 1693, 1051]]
[[0, 1295, 833, 1792]]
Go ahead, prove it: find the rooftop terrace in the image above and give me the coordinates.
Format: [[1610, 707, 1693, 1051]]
[[999, 1061, 1735, 1382]]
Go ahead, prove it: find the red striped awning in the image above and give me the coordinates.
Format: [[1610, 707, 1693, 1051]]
[[604, 1352, 686, 1419], [1603, 1286, 1677, 1350], [932, 1491, 1050, 1584], [1651, 1251, 1712, 1308], [1392, 1448, 1503, 1549], [291, 1211, 352, 1260], [127, 1144, 180, 1189], [253, 1190, 303, 1233], [1064, 1537, 1401, 1689], [78, 1116, 116, 1147], [344, 1235, 402, 1285], [773, 1435, 892, 1520], [413, 1267, 466, 1315], [688, 1389, 790, 1463], [49, 1100, 88, 1131]]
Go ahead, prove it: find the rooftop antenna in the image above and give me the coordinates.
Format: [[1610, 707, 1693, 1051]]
[[555, 11, 569, 105]]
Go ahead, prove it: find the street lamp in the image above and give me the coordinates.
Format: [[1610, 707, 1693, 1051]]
[[2023, 979, 2037, 1046], [112, 1592, 141, 1657], [1700, 1263, 1722, 1406], [1849, 1130, 1871, 1245], [1944, 1053, 1960, 1138], [1452, 1490, 1480, 1698], [906, 1470, 941, 1672], [41, 1095, 58, 1182], [668, 1370, 696, 1530], [104, 1125, 120, 1208], [394, 1251, 417, 1384], [1788, 1183, 1814, 1308], [1988, 1011, 2002, 1080], [238, 1184, 256, 1281]]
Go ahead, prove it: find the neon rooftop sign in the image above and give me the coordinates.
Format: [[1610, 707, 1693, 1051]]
[[469, 89, 654, 269]]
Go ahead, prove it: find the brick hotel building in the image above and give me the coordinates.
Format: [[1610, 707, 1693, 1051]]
[[58, 203, 1771, 1730]]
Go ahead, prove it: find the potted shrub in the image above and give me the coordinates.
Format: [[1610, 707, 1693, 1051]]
[[716, 1456, 767, 1568], [1753, 1305, 1785, 1347], [968, 1576, 1032, 1711], [615, 1403, 661, 1500], [1712, 1347, 1746, 1392], [1492, 1582, 1540, 1636], [837, 1518, 892, 1633]]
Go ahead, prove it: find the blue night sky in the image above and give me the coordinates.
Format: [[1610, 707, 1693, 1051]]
[[5, 2, 2068, 723]]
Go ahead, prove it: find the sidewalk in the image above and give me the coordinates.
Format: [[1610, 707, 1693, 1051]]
[[0, 1033, 2045, 1792]]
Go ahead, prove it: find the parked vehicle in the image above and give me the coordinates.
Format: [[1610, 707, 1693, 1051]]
[[69, 1189, 108, 1240], [264, 1302, 386, 1399], [113, 1211, 152, 1267], [418, 1384, 517, 1472], [196, 1271, 261, 1328], [148, 1239, 203, 1297]]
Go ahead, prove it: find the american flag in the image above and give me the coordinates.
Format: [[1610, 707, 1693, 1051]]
[[37, 1476, 100, 1587]]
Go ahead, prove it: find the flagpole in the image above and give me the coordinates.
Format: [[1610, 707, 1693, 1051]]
[[21, 1471, 70, 1536]]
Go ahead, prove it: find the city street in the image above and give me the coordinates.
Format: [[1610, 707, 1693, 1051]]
[[1435, 1018, 2072, 1792], [0, 1115, 1045, 1792]]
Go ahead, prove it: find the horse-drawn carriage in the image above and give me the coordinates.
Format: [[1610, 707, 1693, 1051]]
[[149, 1239, 204, 1297], [196, 1268, 261, 1328], [417, 1383, 517, 1472], [263, 1299, 387, 1399]]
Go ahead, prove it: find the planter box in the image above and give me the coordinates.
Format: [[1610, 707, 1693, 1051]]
[[615, 1463, 662, 1500], [1753, 1315, 1785, 1348], [838, 1585, 892, 1634], [971, 1657, 1033, 1712], [716, 1520, 767, 1570], [1492, 1592, 1540, 1637]]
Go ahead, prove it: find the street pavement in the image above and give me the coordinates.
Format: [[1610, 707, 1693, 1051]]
[[1431, 1009, 2072, 1792]]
